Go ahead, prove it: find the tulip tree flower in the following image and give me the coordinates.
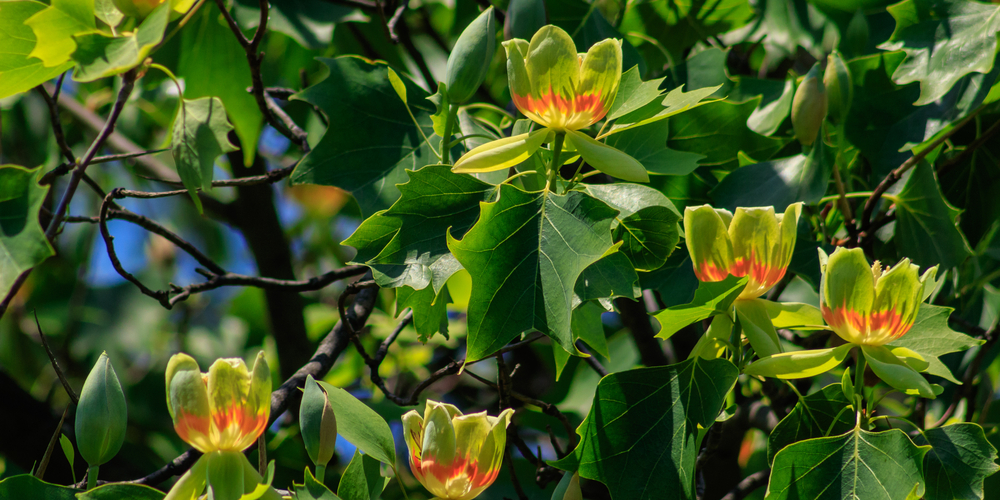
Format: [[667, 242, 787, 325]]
[[745, 247, 939, 399], [684, 203, 804, 358], [453, 25, 648, 183], [164, 352, 281, 500], [403, 400, 514, 500]]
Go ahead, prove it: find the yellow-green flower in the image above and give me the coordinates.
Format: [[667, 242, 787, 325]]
[[684, 203, 801, 299], [402, 401, 513, 500], [452, 25, 647, 182], [163, 352, 280, 500]]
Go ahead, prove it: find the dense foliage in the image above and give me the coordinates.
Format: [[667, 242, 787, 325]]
[[2, 0, 1000, 499]]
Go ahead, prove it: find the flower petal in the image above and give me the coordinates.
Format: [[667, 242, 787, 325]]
[[729, 207, 784, 298], [421, 402, 458, 467], [745, 344, 854, 379], [565, 129, 648, 182], [166, 353, 213, 453], [577, 38, 622, 123], [683, 205, 734, 282], [820, 247, 875, 343], [453, 129, 549, 173]]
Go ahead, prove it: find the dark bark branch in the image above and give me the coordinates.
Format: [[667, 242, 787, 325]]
[[615, 297, 669, 367], [719, 469, 770, 500]]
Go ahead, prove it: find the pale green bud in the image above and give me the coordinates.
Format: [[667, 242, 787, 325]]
[[75, 352, 127, 467], [824, 52, 853, 124], [791, 64, 827, 146], [299, 375, 338, 469], [445, 7, 497, 104]]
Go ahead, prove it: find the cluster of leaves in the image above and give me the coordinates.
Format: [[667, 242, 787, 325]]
[[3, 0, 1000, 499]]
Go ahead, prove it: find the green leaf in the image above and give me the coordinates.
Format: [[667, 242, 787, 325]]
[[893, 161, 972, 269], [861, 344, 936, 398], [555, 301, 612, 380], [0, 165, 55, 299], [651, 275, 747, 340], [76, 483, 166, 499], [171, 97, 238, 213], [604, 120, 705, 176], [575, 251, 640, 303], [710, 133, 832, 211], [760, 301, 825, 330], [395, 284, 450, 342], [0, 475, 76, 500], [447, 185, 618, 361], [914, 423, 1000, 500], [59, 433, 75, 474], [619, 0, 754, 61], [24, 0, 96, 68], [767, 384, 854, 464], [552, 358, 739, 500], [70, 2, 169, 82], [342, 165, 496, 292], [664, 99, 784, 170], [729, 77, 796, 137], [735, 298, 784, 357], [232, 0, 367, 50], [768, 426, 930, 500], [720, 0, 835, 66], [888, 304, 983, 384], [613, 202, 680, 272], [291, 56, 440, 215], [179, 3, 263, 166], [0, 1, 75, 100], [606, 84, 723, 137], [880, 0, 1000, 105], [316, 381, 395, 466], [607, 66, 665, 121], [337, 450, 388, 500], [293, 467, 341, 500], [565, 130, 649, 182], [92, 0, 122, 29]]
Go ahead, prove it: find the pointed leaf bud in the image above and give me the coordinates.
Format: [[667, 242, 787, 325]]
[[299, 375, 338, 470], [445, 7, 497, 104], [791, 63, 827, 146], [75, 352, 127, 468], [824, 52, 853, 124]]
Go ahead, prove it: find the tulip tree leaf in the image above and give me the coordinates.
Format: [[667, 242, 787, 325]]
[[913, 423, 1000, 500], [293, 467, 341, 500], [316, 381, 395, 466], [652, 275, 747, 340], [729, 77, 795, 137], [710, 134, 833, 212], [448, 185, 618, 361], [607, 66, 665, 121], [880, 0, 1000, 106], [619, 0, 753, 61], [0, 1, 75, 100], [606, 84, 723, 136], [76, 483, 166, 499], [70, 2, 170, 82], [768, 427, 930, 500], [292, 56, 441, 215], [24, 0, 96, 68], [171, 97, 238, 213], [232, 0, 368, 50], [575, 251, 640, 303], [0, 475, 76, 500], [581, 183, 681, 271], [719, 0, 834, 65], [342, 165, 497, 292], [179, 3, 262, 166], [604, 120, 705, 176], [92, 0, 122, 28], [338, 450, 388, 500], [552, 357, 740, 500], [0, 166, 55, 300], [767, 384, 854, 464], [665, 99, 785, 170], [887, 304, 983, 384], [893, 161, 972, 270], [395, 284, 450, 342]]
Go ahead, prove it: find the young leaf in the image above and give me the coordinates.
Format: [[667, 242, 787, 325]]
[[58, 434, 74, 482], [606, 66, 665, 121], [768, 427, 930, 500], [316, 381, 395, 466], [447, 185, 619, 361], [605, 84, 722, 137], [70, 2, 170, 82], [767, 384, 854, 464], [551, 358, 739, 500], [342, 165, 497, 292], [337, 450, 388, 500], [171, 97, 238, 213], [395, 284, 450, 342], [0, 1, 75, 100], [915, 423, 1000, 500], [575, 251, 640, 303], [24, 0, 96, 68], [651, 275, 747, 340], [0, 166, 55, 300]]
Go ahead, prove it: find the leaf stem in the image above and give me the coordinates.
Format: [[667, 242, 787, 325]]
[[854, 353, 867, 425], [440, 103, 458, 164], [315, 464, 326, 484], [391, 464, 410, 500], [545, 132, 566, 193]]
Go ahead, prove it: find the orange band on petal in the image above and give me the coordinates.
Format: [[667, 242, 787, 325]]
[[730, 254, 788, 298], [512, 89, 607, 131], [821, 304, 912, 345], [694, 262, 730, 282]]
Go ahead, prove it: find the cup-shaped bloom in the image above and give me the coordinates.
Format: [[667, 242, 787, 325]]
[[165, 352, 271, 453], [819, 247, 938, 346], [402, 401, 513, 500], [75, 352, 127, 468], [504, 25, 621, 132], [684, 203, 802, 299]]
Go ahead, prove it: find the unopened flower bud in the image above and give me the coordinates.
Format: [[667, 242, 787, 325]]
[[75, 352, 127, 468], [445, 7, 497, 104], [791, 64, 827, 146], [824, 52, 852, 124], [299, 375, 338, 470]]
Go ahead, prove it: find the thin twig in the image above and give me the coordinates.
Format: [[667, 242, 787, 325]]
[[34, 408, 70, 481], [35, 84, 76, 165], [719, 469, 770, 500], [34, 310, 78, 404]]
